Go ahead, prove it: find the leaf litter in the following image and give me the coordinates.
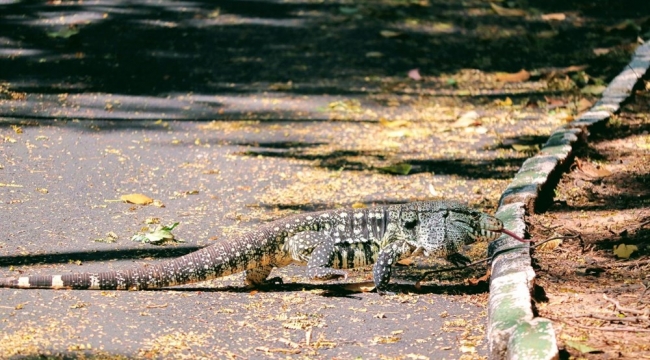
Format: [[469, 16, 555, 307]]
[[528, 85, 650, 359]]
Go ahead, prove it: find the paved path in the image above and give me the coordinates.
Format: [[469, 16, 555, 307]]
[[0, 0, 636, 358], [0, 121, 502, 359]]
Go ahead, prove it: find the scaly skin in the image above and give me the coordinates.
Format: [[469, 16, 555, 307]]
[[0, 201, 511, 292]]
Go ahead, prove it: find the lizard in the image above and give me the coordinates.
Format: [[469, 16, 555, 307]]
[[0, 200, 521, 293]]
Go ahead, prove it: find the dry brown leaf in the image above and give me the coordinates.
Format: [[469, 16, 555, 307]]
[[397, 258, 414, 266], [537, 238, 562, 251], [490, 3, 527, 16], [495, 69, 530, 83], [577, 98, 593, 112], [576, 159, 611, 178], [450, 110, 480, 128], [408, 68, 422, 81], [541, 13, 566, 21], [372, 336, 400, 344], [545, 96, 567, 107], [593, 48, 611, 56], [120, 193, 153, 205]]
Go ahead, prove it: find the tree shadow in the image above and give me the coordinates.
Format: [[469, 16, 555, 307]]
[[240, 146, 527, 179], [0, 246, 203, 267], [0, 0, 646, 121]]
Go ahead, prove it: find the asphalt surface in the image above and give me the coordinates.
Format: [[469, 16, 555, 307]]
[[1, 0, 646, 358], [1, 122, 495, 359]]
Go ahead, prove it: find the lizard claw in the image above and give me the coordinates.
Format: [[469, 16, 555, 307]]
[[375, 287, 396, 296]]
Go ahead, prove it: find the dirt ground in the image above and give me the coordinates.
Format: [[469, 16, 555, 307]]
[[528, 80, 650, 359]]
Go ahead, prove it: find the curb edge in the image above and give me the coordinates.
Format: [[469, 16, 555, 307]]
[[487, 41, 650, 360]]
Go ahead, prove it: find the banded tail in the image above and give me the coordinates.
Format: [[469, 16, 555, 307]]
[[0, 224, 288, 290]]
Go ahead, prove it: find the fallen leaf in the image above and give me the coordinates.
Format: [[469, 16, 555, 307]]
[[565, 340, 599, 354], [490, 3, 527, 16], [581, 85, 606, 95], [541, 13, 566, 21], [377, 163, 412, 175], [397, 258, 414, 266], [605, 19, 641, 33], [379, 118, 409, 128], [512, 144, 540, 153], [339, 6, 358, 15], [131, 222, 183, 244], [537, 239, 562, 251], [494, 97, 513, 107], [577, 160, 611, 178], [268, 81, 293, 91], [380, 30, 402, 38], [593, 48, 611, 56], [351, 202, 367, 209], [495, 69, 530, 83], [460, 345, 476, 353], [120, 193, 153, 205], [613, 244, 638, 259], [47, 26, 80, 39], [577, 98, 594, 112], [544, 97, 567, 108], [408, 68, 422, 81], [450, 110, 480, 128], [562, 65, 589, 73], [372, 335, 400, 344]]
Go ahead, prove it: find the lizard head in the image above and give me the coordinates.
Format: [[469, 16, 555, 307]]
[[404, 202, 504, 256]]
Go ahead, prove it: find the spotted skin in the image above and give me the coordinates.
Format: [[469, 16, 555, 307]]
[[0, 201, 505, 291]]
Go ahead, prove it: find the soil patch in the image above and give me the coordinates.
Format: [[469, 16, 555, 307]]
[[529, 81, 650, 359]]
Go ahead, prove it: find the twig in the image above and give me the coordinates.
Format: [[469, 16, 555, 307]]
[[531, 234, 580, 249], [565, 319, 650, 333], [603, 294, 649, 316], [603, 258, 650, 269], [547, 314, 650, 332], [569, 313, 648, 322]]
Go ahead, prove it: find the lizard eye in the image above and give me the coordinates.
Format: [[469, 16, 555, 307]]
[[404, 219, 418, 229]]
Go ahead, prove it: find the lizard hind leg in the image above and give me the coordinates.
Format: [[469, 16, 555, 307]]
[[244, 265, 281, 287], [283, 231, 348, 281]]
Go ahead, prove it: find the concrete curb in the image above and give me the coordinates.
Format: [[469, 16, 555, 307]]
[[487, 41, 650, 360]]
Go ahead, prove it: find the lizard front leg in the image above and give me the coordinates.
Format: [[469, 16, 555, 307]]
[[372, 241, 415, 293]]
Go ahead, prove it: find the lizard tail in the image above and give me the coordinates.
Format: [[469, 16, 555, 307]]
[[0, 228, 280, 290]]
